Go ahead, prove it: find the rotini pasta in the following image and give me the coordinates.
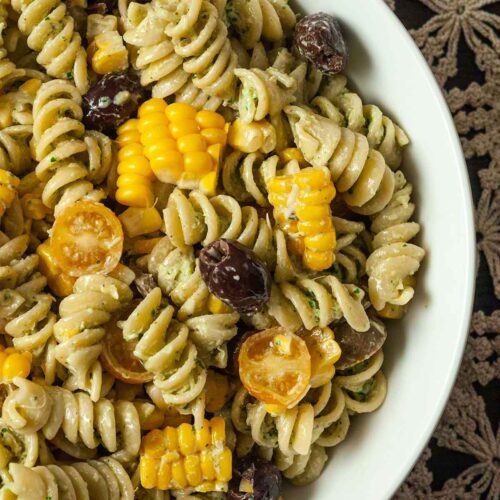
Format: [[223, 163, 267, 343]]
[[54, 273, 134, 401], [366, 171, 425, 313], [2, 378, 141, 462], [11, 0, 88, 93], [286, 105, 396, 215], [1, 457, 134, 499], [0, 417, 40, 467]]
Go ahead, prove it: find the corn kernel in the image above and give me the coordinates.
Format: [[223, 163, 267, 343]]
[[265, 404, 286, 414], [164, 427, 178, 452], [195, 110, 225, 129], [142, 429, 166, 458], [303, 250, 334, 271], [138, 112, 169, 132], [131, 237, 163, 255], [118, 143, 144, 161], [165, 103, 197, 122], [119, 207, 162, 238], [200, 127, 227, 146], [298, 219, 333, 236], [141, 126, 172, 146], [295, 168, 330, 189], [2, 352, 32, 380], [207, 144, 222, 164], [139, 98, 167, 117], [150, 151, 184, 183], [37, 242, 75, 297], [140, 456, 159, 489], [304, 232, 336, 252], [115, 185, 154, 208], [117, 156, 153, 178], [0, 170, 20, 187], [208, 295, 232, 314], [199, 171, 218, 196], [177, 134, 207, 153], [157, 459, 172, 490], [178, 423, 196, 456], [295, 204, 330, 221], [211, 417, 225, 447], [117, 119, 139, 134], [91, 32, 129, 75], [185, 454, 203, 486], [279, 147, 307, 166], [169, 120, 199, 139], [116, 130, 141, 146], [195, 420, 211, 450], [183, 151, 213, 175], [216, 447, 232, 482], [200, 449, 216, 481], [171, 459, 188, 489], [298, 184, 336, 205]]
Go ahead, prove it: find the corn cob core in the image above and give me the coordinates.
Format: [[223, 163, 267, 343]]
[[0, 346, 32, 381], [140, 416, 232, 492], [137, 99, 228, 196], [268, 166, 337, 271], [116, 119, 155, 208], [0, 170, 20, 217]]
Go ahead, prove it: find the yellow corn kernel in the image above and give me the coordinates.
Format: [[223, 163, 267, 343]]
[[169, 119, 199, 139], [265, 404, 286, 415], [165, 102, 197, 122], [208, 295, 232, 314], [267, 176, 292, 195], [298, 184, 336, 205], [118, 143, 144, 161], [377, 303, 406, 319], [303, 249, 334, 271], [116, 129, 141, 146], [0, 443, 12, 469], [138, 112, 169, 132], [142, 429, 166, 458], [295, 204, 330, 221], [210, 417, 225, 447], [178, 423, 196, 456], [116, 173, 152, 190], [197, 482, 217, 493], [177, 134, 207, 153], [195, 110, 225, 129], [205, 371, 230, 413], [279, 147, 307, 167], [139, 98, 167, 117], [4, 352, 31, 380], [91, 32, 129, 75], [200, 449, 216, 481], [135, 404, 165, 431], [185, 454, 203, 487], [227, 119, 275, 153], [0, 170, 19, 188], [140, 456, 159, 489], [199, 171, 218, 196], [287, 235, 305, 257], [201, 127, 227, 146], [150, 151, 184, 183], [298, 218, 333, 236], [117, 156, 153, 178], [119, 207, 162, 238], [117, 119, 139, 134], [19, 78, 42, 96], [141, 126, 172, 146], [207, 143, 222, 164], [164, 427, 178, 452], [171, 459, 188, 489], [304, 231, 336, 252], [295, 167, 330, 189], [37, 242, 75, 297], [115, 185, 154, 208], [215, 447, 232, 483], [183, 151, 213, 175], [195, 420, 211, 451], [157, 459, 172, 490]]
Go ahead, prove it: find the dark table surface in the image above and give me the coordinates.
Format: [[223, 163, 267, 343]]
[[387, 1, 500, 498]]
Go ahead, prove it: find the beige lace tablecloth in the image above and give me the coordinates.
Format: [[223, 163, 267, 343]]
[[384, 1, 500, 498]]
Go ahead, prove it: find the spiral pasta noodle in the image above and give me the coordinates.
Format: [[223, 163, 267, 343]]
[[0, 233, 57, 384], [10, 0, 88, 93], [121, 287, 207, 422], [2, 378, 141, 462], [235, 67, 297, 123], [0, 125, 32, 175], [286, 105, 396, 216], [166, 0, 238, 99], [1, 457, 134, 499], [54, 273, 134, 402], [0, 417, 40, 467], [313, 75, 410, 169], [366, 171, 425, 312], [32, 79, 109, 215], [225, 0, 296, 49]]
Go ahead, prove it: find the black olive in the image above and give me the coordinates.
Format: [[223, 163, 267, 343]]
[[199, 239, 271, 315], [82, 71, 147, 134], [228, 457, 282, 500], [294, 12, 348, 75]]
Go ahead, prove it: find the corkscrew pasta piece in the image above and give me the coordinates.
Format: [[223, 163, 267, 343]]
[[139, 417, 232, 492], [166, 0, 238, 99], [366, 171, 425, 315], [335, 349, 388, 414], [275, 443, 328, 486], [0, 77, 42, 129], [54, 273, 134, 402], [32, 80, 109, 215], [10, 0, 88, 93], [225, 0, 296, 49], [1, 457, 134, 500], [2, 378, 141, 463], [234, 67, 297, 123], [121, 287, 207, 420], [267, 275, 370, 333], [0, 125, 32, 176], [314, 75, 410, 168], [285, 105, 396, 216], [0, 417, 40, 468]]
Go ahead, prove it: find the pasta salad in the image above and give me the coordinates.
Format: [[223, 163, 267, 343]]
[[0, 0, 425, 498]]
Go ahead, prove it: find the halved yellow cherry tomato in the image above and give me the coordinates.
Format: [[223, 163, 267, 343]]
[[101, 308, 153, 384], [238, 327, 311, 408], [51, 201, 124, 277]]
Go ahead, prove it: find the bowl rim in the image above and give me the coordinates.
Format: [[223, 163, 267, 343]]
[[375, 1, 477, 497]]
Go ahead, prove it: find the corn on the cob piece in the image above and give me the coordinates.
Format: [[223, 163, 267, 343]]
[[0, 170, 20, 217], [116, 119, 155, 208], [140, 417, 232, 492], [268, 166, 337, 271], [137, 99, 227, 196], [0, 345, 32, 381]]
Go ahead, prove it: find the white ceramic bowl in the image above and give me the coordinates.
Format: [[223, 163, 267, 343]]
[[287, 0, 476, 498]]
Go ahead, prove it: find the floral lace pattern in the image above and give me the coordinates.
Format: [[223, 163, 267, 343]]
[[386, 1, 500, 498]]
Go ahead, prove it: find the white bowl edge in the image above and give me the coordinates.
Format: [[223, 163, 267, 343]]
[[286, 1, 476, 499]]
